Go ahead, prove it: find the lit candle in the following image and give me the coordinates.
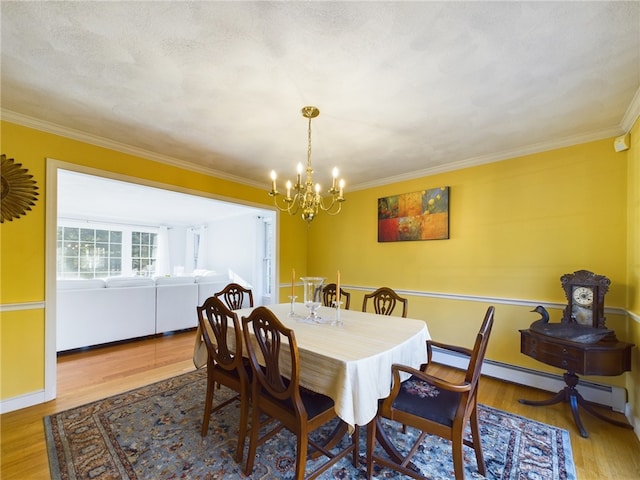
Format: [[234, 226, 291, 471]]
[[336, 270, 340, 303], [339, 179, 345, 197], [296, 163, 302, 187], [270, 170, 277, 192], [332, 167, 339, 190], [291, 268, 295, 297], [286, 180, 292, 198]]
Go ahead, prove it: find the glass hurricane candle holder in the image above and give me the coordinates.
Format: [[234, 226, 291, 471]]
[[301, 276, 325, 322]]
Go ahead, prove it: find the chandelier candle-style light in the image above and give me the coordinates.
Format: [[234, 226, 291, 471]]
[[269, 106, 345, 223]]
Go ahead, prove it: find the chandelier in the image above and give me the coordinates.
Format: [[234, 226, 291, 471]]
[[269, 106, 345, 224]]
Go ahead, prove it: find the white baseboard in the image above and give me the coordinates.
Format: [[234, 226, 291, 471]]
[[626, 404, 640, 442], [431, 348, 627, 412], [0, 389, 46, 414]]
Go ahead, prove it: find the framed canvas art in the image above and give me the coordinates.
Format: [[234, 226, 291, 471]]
[[378, 186, 449, 242]]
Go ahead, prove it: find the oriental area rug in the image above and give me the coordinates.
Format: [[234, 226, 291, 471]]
[[44, 369, 576, 480]]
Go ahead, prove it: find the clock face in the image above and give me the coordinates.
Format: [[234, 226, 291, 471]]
[[572, 286, 594, 307]]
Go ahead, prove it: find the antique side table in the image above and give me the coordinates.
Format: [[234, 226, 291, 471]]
[[519, 328, 634, 438]]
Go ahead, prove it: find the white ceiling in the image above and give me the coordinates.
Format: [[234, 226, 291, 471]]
[[2, 1, 639, 194]]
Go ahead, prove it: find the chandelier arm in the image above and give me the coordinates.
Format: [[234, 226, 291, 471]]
[[318, 195, 345, 214], [272, 192, 301, 215], [323, 204, 343, 216]]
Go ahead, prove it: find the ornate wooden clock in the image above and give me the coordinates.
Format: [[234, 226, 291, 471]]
[[520, 269, 633, 438], [560, 270, 610, 329]]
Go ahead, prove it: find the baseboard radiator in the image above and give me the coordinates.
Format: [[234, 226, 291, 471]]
[[431, 347, 627, 413]]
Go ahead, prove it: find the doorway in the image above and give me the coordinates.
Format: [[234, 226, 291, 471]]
[[44, 159, 277, 400]]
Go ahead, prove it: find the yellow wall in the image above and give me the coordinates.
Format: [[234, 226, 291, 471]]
[[307, 137, 629, 370], [626, 118, 640, 422], [309, 139, 627, 301], [628, 120, 640, 316], [1, 119, 636, 426], [0, 309, 45, 398]]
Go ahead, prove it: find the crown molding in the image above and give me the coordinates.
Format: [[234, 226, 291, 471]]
[[2, 107, 631, 193], [0, 110, 266, 190], [621, 85, 640, 133], [349, 126, 622, 191]]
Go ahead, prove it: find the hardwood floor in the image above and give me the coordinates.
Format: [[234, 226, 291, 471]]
[[1, 330, 639, 479]]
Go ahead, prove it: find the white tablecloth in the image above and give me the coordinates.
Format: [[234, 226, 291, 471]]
[[234, 303, 430, 429]]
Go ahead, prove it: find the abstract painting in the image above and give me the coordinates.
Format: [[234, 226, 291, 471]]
[[378, 187, 449, 242]]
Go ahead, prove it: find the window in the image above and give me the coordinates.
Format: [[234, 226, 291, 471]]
[[131, 231, 158, 277], [263, 218, 274, 296], [57, 226, 122, 279], [57, 222, 158, 279]]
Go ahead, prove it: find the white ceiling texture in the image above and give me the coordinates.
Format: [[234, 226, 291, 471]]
[[2, 1, 640, 223]]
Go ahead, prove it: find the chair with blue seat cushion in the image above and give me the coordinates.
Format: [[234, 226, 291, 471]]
[[362, 286, 408, 318], [241, 306, 359, 480], [197, 296, 251, 463], [322, 283, 351, 310], [215, 282, 254, 310], [366, 306, 495, 480]]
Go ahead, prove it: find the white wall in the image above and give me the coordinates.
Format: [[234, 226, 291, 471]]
[[207, 213, 258, 285], [168, 225, 187, 274]]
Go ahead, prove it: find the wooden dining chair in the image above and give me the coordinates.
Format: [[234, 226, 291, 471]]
[[366, 306, 495, 480], [361, 286, 408, 317], [322, 283, 351, 310], [215, 282, 254, 310], [241, 306, 359, 479], [197, 296, 251, 463]]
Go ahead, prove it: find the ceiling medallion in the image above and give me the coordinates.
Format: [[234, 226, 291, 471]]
[[1, 154, 39, 223], [268, 106, 345, 224]]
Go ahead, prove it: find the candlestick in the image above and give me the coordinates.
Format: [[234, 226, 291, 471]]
[[288, 295, 297, 317], [332, 300, 343, 326]]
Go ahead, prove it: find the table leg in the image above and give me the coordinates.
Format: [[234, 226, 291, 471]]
[[374, 417, 405, 464], [309, 421, 348, 459], [519, 371, 632, 438], [519, 388, 567, 407], [567, 389, 588, 438], [366, 417, 424, 477], [571, 389, 634, 430]]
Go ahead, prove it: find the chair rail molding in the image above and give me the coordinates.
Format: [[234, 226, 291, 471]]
[[323, 284, 629, 317], [0, 301, 46, 312]]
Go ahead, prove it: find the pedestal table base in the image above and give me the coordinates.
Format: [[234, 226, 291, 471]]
[[519, 371, 632, 438]]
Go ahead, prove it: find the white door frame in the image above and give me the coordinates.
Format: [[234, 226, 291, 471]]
[[44, 159, 278, 401]]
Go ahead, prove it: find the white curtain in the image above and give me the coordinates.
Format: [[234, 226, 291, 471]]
[[184, 225, 207, 273], [185, 227, 195, 274], [156, 226, 171, 276], [196, 225, 207, 269]]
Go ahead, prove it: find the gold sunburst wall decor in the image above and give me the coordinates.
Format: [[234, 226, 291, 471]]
[[1, 154, 39, 223]]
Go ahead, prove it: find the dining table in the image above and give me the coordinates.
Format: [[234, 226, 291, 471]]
[[232, 302, 430, 432]]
